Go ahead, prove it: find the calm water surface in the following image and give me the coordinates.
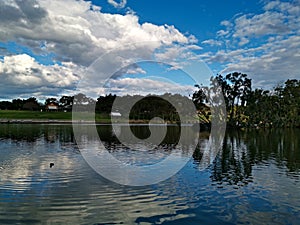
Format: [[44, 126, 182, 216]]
[[0, 124, 299, 224]]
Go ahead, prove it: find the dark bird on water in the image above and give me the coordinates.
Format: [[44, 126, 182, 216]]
[[50, 163, 54, 168]]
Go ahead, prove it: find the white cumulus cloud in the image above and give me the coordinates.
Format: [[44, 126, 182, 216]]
[[0, 0, 198, 99], [201, 0, 300, 89], [0, 54, 81, 99]]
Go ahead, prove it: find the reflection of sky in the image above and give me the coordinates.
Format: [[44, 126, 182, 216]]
[[224, 162, 300, 225], [0, 136, 199, 224], [0, 125, 300, 224]]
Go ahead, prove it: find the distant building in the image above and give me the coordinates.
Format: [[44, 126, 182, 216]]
[[46, 103, 58, 111]]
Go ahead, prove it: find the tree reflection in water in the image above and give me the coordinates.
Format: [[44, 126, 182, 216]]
[[1, 124, 299, 185], [193, 129, 300, 186]]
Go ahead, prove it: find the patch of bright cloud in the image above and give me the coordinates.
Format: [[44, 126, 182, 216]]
[[0, 54, 81, 99], [102, 77, 196, 96], [107, 0, 127, 8], [0, 0, 194, 67], [201, 39, 222, 46]]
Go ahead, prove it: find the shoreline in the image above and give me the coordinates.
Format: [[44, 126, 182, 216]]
[[0, 119, 183, 124], [0, 119, 100, 124], [0, 119, 110, 124], [0, 119, 206, 127]]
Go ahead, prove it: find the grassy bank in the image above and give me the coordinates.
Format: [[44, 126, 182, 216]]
[[0, 110, 199, 124], [0, 110, 111, 123]]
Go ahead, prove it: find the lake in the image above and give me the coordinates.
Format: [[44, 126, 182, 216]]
[[0, 124, 299, 224]]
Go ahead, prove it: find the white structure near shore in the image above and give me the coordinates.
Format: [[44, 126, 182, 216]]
[[110, 112, 122, 117]]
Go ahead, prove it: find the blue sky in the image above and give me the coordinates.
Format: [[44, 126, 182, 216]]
[[0, 0, 299, 100], [99, 0, 262, 33], [121, 0, 262, 36]]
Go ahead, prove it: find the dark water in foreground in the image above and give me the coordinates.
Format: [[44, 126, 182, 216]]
[[0, 124, 299, 224]]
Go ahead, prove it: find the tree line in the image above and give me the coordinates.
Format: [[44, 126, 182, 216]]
[[192, 72, 300, 128], [0, 72, 299, 127]]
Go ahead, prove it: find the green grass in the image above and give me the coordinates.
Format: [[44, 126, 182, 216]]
[[0, 110, 198, 124], [0, 110, 72, 120], [0, 110, 111, 123]]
